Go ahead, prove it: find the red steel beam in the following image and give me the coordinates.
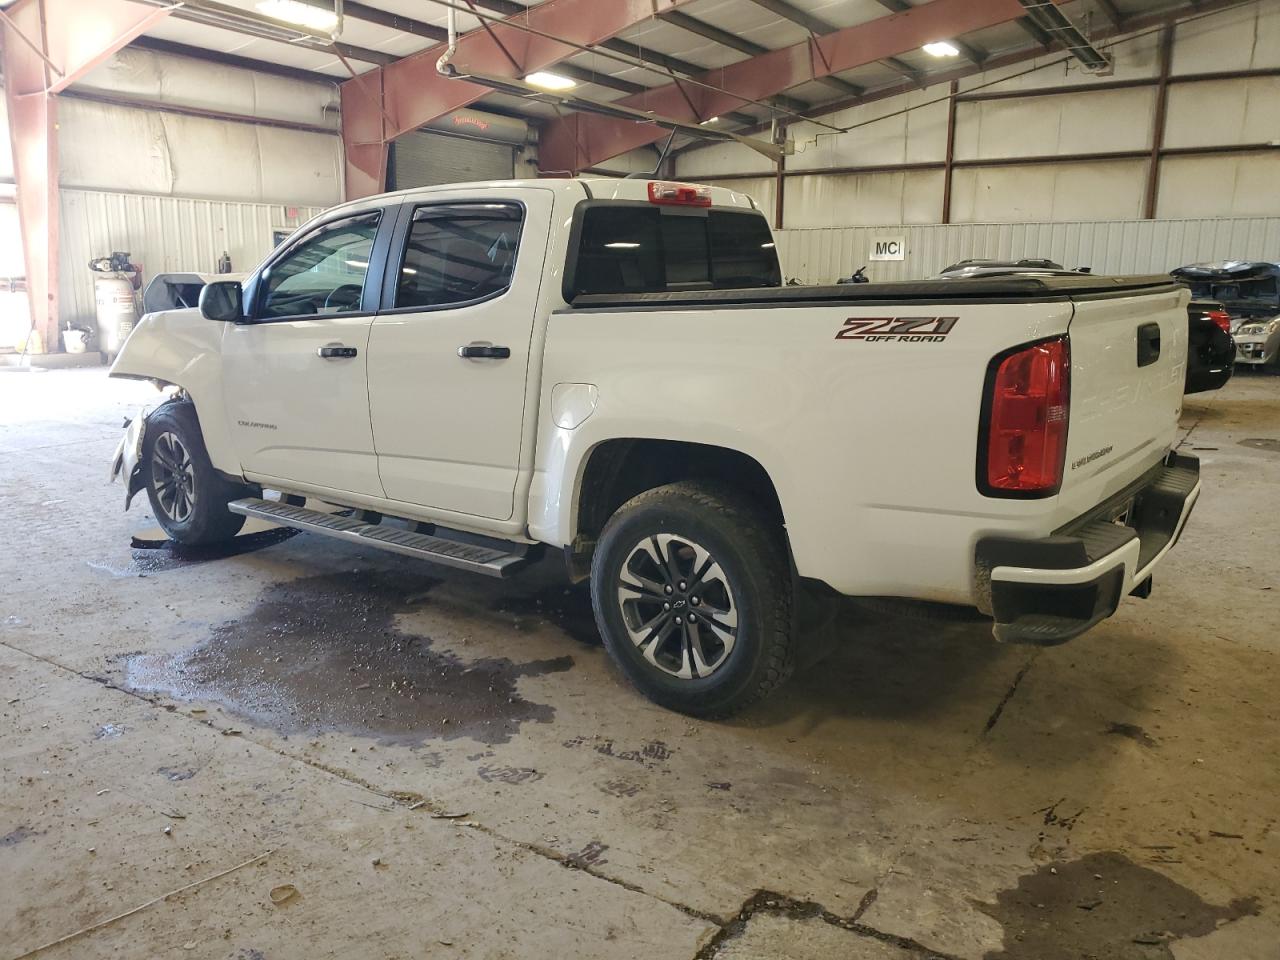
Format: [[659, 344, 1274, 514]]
[[340, 0, 703, 199], [2, 1, 58, 353], [539, 0, 1037, 172], [2, 0, 171, 352]]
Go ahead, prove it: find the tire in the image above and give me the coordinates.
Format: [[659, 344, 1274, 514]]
[[142, 401, 247, 545], [590, 481, 794, 718]]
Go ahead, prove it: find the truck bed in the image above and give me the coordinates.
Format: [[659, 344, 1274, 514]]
[[568, 275, 1179, 310]]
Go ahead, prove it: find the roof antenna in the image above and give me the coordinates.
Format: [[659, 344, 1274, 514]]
[[625, 128, 678, 179]]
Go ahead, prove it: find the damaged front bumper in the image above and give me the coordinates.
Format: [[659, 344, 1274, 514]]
[[1233, 336, 1278, 365], [109, 407, 150, 509]]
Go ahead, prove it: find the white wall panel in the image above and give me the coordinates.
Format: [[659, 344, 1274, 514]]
[[58, 98, 341, 206], [1172, 0, 1280, 73], [783, 170, 943, 228], [74, 47, 339, 129], [709, 177, 776, 223], [670, 5, 1277, 227], [787, 89, 948, 170], [773, 217, 1280, 285], [950, 160, 1146, 223], [954, 87, 1155, 160], [58, 189, 323, 327], [676, 141, 773, 178], [959, 28, 1162, 95], [1157, 153, 1280, 218], [1164, 77, 1280, 149]]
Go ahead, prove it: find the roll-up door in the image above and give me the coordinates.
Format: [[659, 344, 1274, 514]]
[[389, 131, 515, 189]]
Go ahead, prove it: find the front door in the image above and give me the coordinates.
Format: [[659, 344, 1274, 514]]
[[222, 209, 390, 498], [367, 193, 550, 520]]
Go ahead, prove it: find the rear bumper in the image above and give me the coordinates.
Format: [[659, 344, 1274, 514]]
[[975, 453, 1200, 644]]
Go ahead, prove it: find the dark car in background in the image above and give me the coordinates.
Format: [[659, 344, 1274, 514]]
[[1172, 261, 1280, 370], [1184, 299, 1235, 394]]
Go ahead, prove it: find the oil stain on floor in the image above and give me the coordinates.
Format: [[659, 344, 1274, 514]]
[[978, 851, 1257, 959], [119, 570, 573, 745]]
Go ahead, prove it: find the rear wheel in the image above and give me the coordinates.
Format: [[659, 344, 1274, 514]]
[[590, 481, 794, 717], [142, 402, 248, 545]]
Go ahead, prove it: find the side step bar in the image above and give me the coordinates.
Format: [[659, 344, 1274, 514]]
[[228, 498, 531, 578]]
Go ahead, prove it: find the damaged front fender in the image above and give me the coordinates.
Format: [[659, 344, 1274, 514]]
[[110, 407, 150, 510]]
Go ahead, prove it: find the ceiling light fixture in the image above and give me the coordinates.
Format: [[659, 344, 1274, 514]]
[[256, 0, 339, 33], [605, 242, 641, 249], [699, 116, 721, 125], [922, 40, 960, 57], [524, 71, 577, 91]]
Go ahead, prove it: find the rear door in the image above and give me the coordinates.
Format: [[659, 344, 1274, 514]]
[[366, 191, 552, 520], [1058, 283, 1188, 514]]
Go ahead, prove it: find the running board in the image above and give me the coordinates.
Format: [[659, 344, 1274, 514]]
[[228, 498, 531, 578]]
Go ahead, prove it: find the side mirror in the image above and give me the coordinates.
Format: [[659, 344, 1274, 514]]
[[199, 280, 245, 322]]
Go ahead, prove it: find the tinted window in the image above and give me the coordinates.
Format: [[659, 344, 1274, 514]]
[[396, 203, 523, 308], [709, 212, 779, 287], [572, 206, 781, 296], [260, 212, 380, 318]]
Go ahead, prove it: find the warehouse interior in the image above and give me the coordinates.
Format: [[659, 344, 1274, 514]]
[[2, 0, 1280, 957]]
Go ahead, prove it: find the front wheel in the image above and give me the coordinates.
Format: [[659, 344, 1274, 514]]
[[590, 481, 795, 717], [142, 402, 247, 545]]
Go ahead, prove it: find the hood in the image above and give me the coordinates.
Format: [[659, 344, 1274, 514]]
[[1172, 260, 1280, 281]]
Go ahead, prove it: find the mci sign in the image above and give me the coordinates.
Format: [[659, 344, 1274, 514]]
[[869, 235, 906, 261]]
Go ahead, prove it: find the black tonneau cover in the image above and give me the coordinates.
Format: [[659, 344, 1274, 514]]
[[568, 274, 1178, 310]]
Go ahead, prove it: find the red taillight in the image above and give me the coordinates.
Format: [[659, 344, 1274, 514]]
[[647, 181, 712, 206], [1207, 309, 1231, 333], [983, 337, 1070, 495]]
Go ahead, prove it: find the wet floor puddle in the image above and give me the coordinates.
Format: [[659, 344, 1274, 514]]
[[118, 570, 573, 745], [496, 583, 601, 647], [978, 851, 1257, 959]]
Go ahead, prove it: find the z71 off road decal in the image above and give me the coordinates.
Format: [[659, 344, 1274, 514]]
[[835, 316, 958, 342]]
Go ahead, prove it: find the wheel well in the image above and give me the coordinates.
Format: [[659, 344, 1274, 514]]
[[575, 439, 785, 548]]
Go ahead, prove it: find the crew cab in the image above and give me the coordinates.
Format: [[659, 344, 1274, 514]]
[[109, 178, 1201, 716]]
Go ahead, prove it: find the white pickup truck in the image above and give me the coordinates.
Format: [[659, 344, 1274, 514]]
[[110, 178, 1201, 716]]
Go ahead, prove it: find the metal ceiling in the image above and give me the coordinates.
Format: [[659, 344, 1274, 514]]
[[124, 0, 1184, 135]]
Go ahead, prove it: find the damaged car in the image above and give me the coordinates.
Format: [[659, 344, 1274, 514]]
[[1172, 261, 1280, 370]]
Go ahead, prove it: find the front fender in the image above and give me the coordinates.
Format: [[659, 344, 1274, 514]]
[[110, 407, 150, 509], [110, 309, 240, 476]]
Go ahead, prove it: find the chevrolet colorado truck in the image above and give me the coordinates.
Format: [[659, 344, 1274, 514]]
[[109, 178, 1201, 716]]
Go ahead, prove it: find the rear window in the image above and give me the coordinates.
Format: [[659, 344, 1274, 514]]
[[569, 204, 780, 297]]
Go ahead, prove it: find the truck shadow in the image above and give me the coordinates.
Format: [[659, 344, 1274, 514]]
[[746, 597, 1180, 772]]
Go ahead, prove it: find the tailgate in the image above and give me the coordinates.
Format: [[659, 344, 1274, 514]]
[[1057, 284, 1188, 520]]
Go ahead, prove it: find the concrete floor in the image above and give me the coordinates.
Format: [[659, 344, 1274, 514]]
[[2, 366, 1278, 960]]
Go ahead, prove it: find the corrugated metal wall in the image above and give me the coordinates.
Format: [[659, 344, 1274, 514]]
[[773, 217, 1280, 285], [675, 2, 1280, 226], [59, 189, 324, 328]]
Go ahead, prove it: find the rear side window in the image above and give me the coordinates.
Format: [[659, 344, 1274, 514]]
[[396, 203, 523, 308], [571, 205, 780, 296]]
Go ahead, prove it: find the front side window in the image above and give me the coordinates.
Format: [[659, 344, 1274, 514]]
[[572, 205, 781, 296], [396, 203, 524, 308], [259, 212, 381, 319]]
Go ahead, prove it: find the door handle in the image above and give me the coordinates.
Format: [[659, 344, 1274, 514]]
[[1136, 323, 1161, 367], [458, 343, 511, 360], [318, 344, 358, 359]]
